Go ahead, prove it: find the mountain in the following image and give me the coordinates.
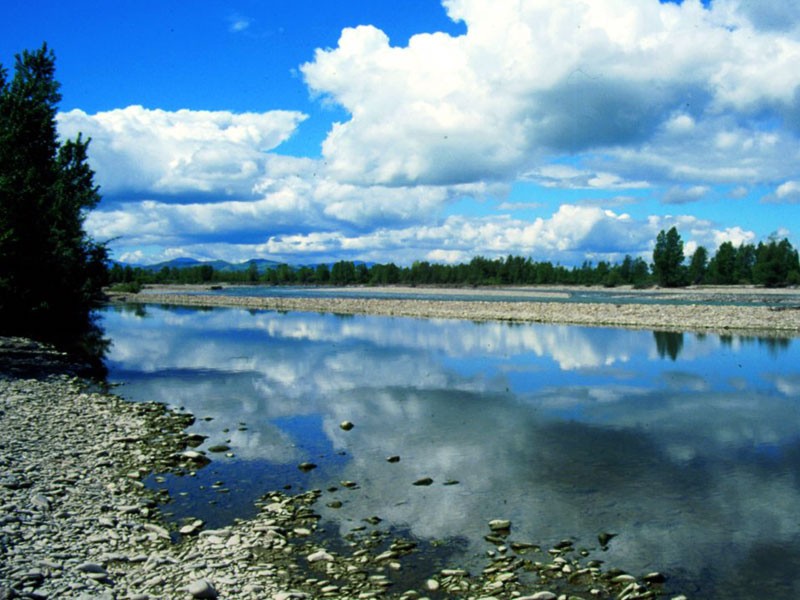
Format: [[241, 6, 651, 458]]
[[114, 258, 376, 273], [123, 257, 285, 274]]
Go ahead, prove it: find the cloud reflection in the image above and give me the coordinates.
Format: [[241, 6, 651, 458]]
[[103, 305, 800, 599]]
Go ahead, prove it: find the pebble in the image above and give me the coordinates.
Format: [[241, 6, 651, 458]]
[[308, 549, 334, 563], [489, 519, 511, 531], [186, 578, 218, 598]]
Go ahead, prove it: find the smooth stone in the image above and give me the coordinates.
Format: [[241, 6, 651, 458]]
[[308, 549, 334, 563], [143, 523, 170, 539], [644, 572, 667, 584], [522, 593, 557, 600], [413, 477, 433, 486], [76, 562, 106, 574], [298, 462, 317, 472], [386, 455, 400, 463], [488, 519, 511, 531], [186, 578, 218, 599], [339, 421, 354, 431], [31, 493, 51, 510]]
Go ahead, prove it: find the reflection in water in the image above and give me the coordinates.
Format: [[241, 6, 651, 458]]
[[654, 330, 683, 360], [101, 304, 800, 600]]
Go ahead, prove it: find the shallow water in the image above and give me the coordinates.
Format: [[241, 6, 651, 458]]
[[101, 303, 800, 599]]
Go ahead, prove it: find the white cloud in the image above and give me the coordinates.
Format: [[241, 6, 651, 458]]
[[763, 181, 800, 204], [663, 185, 711, 205], [128, 204, 742, 267], [58, 1, 800, 266], [301, 0, 800, 187], [57, 106, 307, 198], [228, 13, 252, 33]]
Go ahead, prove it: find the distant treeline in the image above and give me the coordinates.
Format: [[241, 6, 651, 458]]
[[109, 231, 800, 291]]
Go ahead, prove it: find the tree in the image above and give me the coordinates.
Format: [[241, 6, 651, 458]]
[[652, 227, 685, 287], [687, 246, 708, 284], [0, 44, 107, 336], [708, 241, 736, 284], [753, 238, 800, 287]]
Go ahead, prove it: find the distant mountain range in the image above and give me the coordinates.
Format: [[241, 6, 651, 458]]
[[116, 257, 373, 273]]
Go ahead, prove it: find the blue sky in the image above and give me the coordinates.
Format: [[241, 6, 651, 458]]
[[3, 0, 800, 266]]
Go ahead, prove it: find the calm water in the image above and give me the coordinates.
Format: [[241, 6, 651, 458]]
[[101, 303, 800, 599]]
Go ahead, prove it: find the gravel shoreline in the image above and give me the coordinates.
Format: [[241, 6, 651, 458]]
[[114, 285, 800, 335], [0, 337, 690, 600]]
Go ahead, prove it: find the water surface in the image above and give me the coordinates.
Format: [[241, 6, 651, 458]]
[[101, 303, 800, 599]]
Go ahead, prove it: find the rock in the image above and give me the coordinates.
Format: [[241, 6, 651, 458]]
[[386, 455, 400, 463], [488, 519, 511, 531], [598, 531, 617, 547], [186, 578, 218, 599], [339, 421, 354, 431], [308, 549, 334, 563], [521, 592, 557, 600], [76, 562, 107, 574], [298, 462, 317, 472], [181, 450, 211, 466], [207, 444, 230, 453], [180, 519, 204, 535], [143, 523, 170, 539], [413, 477, 433, 486], [30, 493, 51, 510]]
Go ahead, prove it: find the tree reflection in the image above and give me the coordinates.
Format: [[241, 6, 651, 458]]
[[654, 330, 684, 361], [0, 310, 109, 380]]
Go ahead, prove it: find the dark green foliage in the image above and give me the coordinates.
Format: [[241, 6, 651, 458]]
[[652, 227, 686, 287], [687, 246, 708, 284], [752, 238, 800, 287], [0, 45, 107, 337], [708, 241, 736, 284]]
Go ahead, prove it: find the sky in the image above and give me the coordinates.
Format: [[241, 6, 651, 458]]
[[3, 0, 800, 267]]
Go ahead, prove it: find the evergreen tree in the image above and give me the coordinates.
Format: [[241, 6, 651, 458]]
[[753, 238, 800, 287], [0, 44, 107, 336], [652, 227, 685, 287], [708, 241, 736, 284], [687, 246, 708, 284]]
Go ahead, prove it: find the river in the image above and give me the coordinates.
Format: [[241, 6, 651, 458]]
[[101, 301, 800, 599]]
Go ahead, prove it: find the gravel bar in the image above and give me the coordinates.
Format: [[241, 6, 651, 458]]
[[116, 289, 800, 335]]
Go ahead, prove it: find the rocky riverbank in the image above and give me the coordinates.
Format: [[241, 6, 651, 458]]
[[113, 286, 800, 335], [1, 337, 688, 599]]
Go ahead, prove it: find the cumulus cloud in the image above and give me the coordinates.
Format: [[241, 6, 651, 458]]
[[59, 1, 800, 265], [111, 204, 749, 267], [762, 181, 800, 204], [301, 0, 800, 187], [57, 106, 307, 199]]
